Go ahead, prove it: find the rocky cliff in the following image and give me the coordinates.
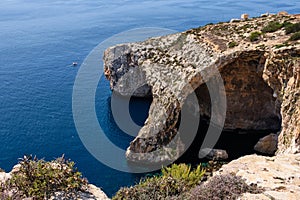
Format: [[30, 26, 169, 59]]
[[104, 13, 300, 163]]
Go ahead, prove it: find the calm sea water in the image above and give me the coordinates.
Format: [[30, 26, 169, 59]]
[[0, 0, 299, 197]]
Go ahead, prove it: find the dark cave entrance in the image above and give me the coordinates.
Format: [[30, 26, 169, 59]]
[[124, 55, 283, 164], [177, 57, 282, 163], [176, 118, 279, 163]]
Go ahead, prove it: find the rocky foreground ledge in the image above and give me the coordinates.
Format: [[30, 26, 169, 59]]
[[104, 13, 300, 163], [216, 153, 300, 199]]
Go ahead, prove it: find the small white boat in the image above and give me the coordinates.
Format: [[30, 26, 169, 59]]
[[72, 62, 78, 66]]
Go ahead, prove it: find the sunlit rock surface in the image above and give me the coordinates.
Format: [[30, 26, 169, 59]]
[[104, 13, 300, 163]]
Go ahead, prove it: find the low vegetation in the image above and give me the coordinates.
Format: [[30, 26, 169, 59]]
[[262, 21, 283, 33], [228, 41, 238, 48], [274, 43, 289, 49], [185, 173, 264, 200], [260, 21, 300, 42], [285, 22, 300, 34], [249, 31, 262, 42], [113, 163, 264, 200], [289, 32, 300, 41], [0, 155, 88, 199], [112, 163, 205, 200]]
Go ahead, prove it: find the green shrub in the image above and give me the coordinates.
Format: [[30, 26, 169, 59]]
[[289, 32, 300, 41], [249, 31, 262, 42], [185, 173, 264, 200], [285, 22, 300, 34], [274, 42, 289, 49], [228, 41, 238, 48], [262, 21, 283, 33], [112, 164, 205, 200], [161, 163, 205, 188], [6, 155, 88, 199]]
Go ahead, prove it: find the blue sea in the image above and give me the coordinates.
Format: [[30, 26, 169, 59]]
[[0, 0, 299, 197]]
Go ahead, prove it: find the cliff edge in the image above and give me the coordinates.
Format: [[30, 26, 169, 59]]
[[104, 13, 300, 163]]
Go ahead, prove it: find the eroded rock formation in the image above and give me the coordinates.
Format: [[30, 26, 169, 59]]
[[104, 14, 300, 163]]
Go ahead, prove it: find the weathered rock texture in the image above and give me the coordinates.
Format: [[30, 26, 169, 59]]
[[263, 47, 300, 154], [254, 133, 278, 155], [104, 14, 300, 163], [214, 154, 300, 200]]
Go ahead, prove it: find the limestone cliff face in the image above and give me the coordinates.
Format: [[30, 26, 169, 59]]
[[263, 47, 300, 154], [104, 14, 300, 163]]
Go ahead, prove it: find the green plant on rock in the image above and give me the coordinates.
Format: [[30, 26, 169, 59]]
[[112, 163, 205, 200], [161, 163, 204, 188], [274, 42, 289, 49], [285, 22, 300, 34], [7, 155, 88, 199], [289, 31, 300, 41], [228, 41, 238, 48], [262, 21, 283, 33], [249, 31, 262, 42]]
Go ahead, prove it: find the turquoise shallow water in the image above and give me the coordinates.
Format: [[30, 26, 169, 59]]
[[0, 0, 299, 196]]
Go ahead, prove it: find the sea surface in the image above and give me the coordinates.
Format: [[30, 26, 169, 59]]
[[0, 0, 299, 197]]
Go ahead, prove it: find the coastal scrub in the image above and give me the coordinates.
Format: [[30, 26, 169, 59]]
[[113, 164, 205, 200], [186, 173, 264, 200], [249, 31, 262, 42], [1, 155, 88, 199]]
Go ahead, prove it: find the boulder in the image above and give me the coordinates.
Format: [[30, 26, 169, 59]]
[[254, 133, 278, 155]]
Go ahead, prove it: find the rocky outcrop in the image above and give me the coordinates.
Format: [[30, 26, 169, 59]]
[[214, 154, 300, 200], [104, 14, 300, 163], [263, 47, 300, 154], [49, 185, 110, 200]]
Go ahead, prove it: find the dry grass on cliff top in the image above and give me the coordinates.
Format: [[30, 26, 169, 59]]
[[186, 13, 300, 52]]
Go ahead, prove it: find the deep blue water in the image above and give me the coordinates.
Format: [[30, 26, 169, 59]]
[[0, 0, 299, 197]]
